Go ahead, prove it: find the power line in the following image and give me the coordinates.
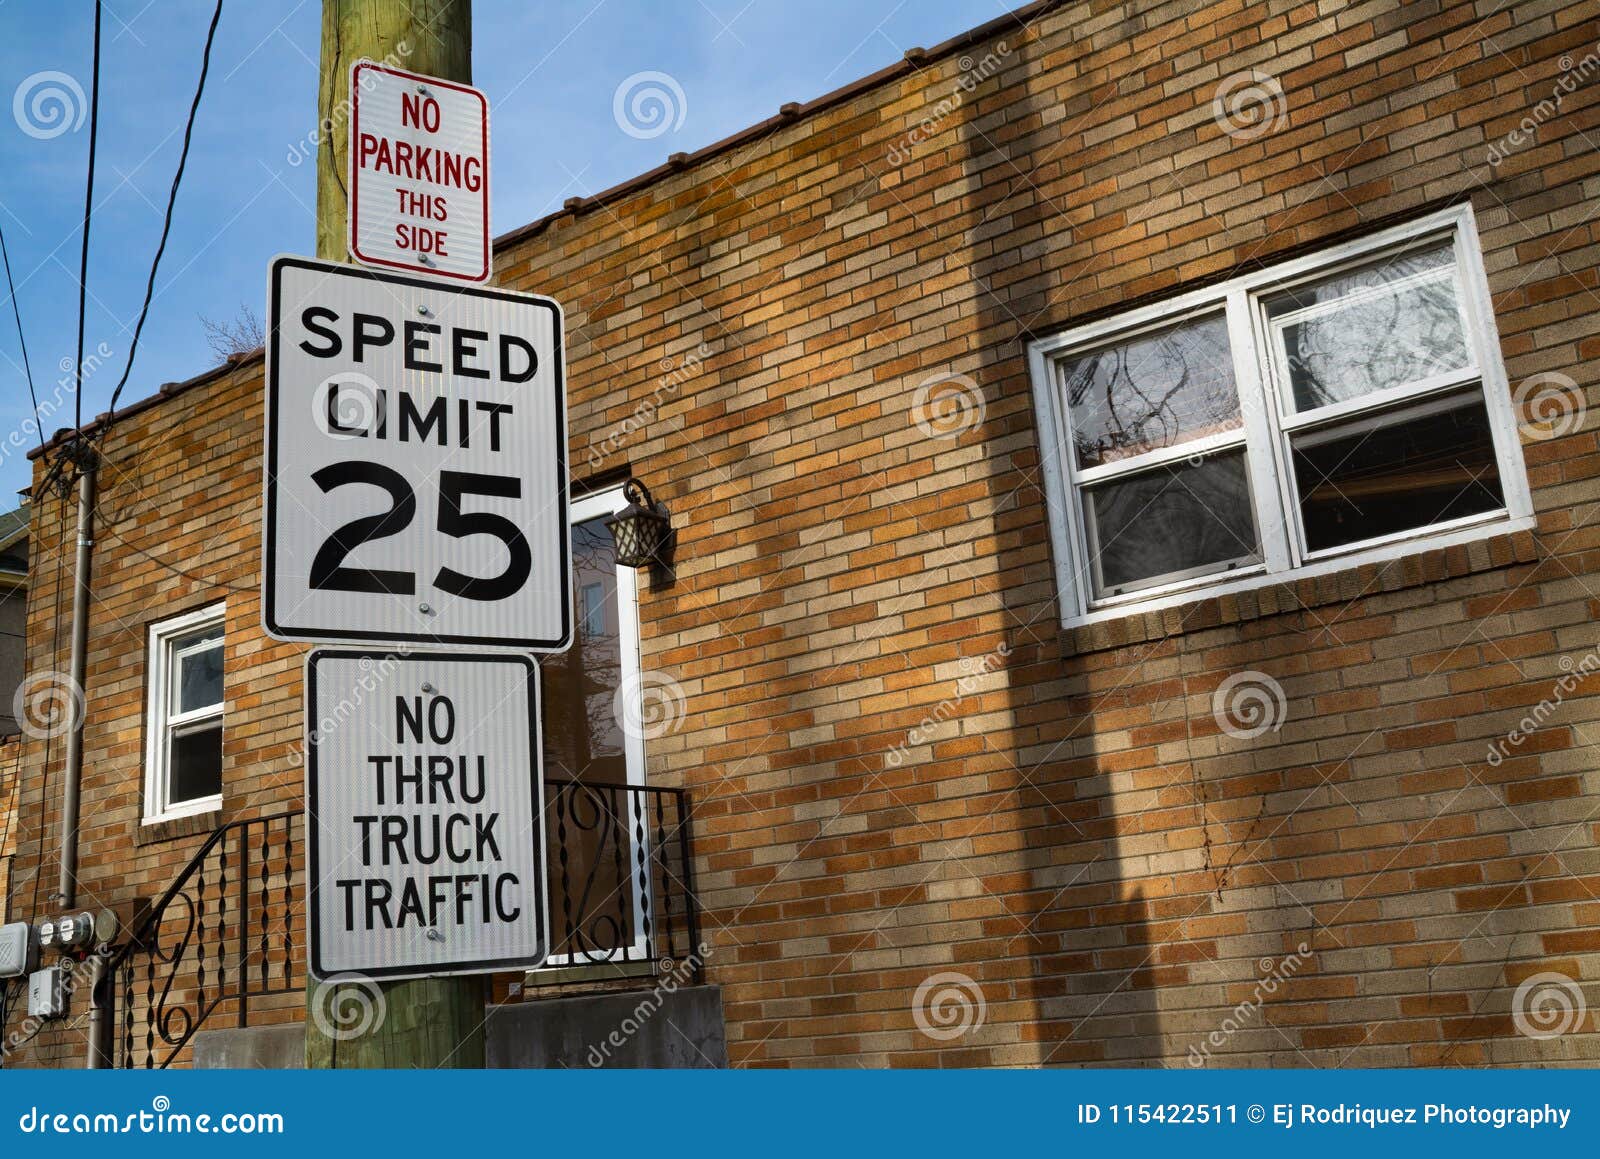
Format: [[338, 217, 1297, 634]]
[[102, 0, 224, 423], [71, 0, 102, 433], [0, 226, 40, 443], [93, 511, 255, 593]]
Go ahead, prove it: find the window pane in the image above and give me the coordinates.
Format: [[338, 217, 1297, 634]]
[[541, 515, 634, 962], [176, 635, 223, 714], [1292, 393, 1503, 553], [1268, 243, 1470, 413], [1084, 451, 1259, 596], [1062, 314, 1239, 469], [580, 581, 606, 636], [541, 518, 625, 782], [170, 724, 222, 804]]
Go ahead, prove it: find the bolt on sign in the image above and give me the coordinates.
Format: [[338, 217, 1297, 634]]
[[263, 254, 571, 651], [349, 60, 490, 282], [305, 649, 548, 980]]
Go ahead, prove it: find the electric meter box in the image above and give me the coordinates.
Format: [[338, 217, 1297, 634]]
[[0, 921, 34, 979], [27, 965, 65, 1019], [56, 912, 97, 950]]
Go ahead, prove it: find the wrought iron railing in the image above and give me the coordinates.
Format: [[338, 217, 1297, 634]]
[[102, 811, 299, 1069], [102, 781, 700, 1067], [542, 780, 701, 977]]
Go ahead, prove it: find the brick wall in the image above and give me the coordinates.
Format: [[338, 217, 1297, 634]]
[[7, 0, 1599, 1067], [6, 354, 306, 1068]]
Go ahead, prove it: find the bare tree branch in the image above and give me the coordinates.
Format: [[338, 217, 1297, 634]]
[[199, 303, 264, 361]]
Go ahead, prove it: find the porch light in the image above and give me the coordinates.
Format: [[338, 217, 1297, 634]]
[[604, 478, 673, 569]]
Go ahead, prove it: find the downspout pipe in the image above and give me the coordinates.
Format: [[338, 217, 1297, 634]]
[[85, 951, 107, 1068], [58, 448, 97, 910]]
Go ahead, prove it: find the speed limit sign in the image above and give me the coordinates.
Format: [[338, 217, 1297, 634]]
[[263, 255, 570, 651]]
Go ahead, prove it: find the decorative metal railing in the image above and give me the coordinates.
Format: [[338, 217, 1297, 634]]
[[543, 780, 701, 976], [103, 781, 700, 1067], [103, 811, 299, 1069]]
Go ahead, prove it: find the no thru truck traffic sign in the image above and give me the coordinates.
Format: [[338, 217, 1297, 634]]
[[305, 649, 548, 980]]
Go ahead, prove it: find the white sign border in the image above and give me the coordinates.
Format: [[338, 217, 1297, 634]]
[[304, 647, 551, 982], [262, 253, 572, 652], [347, 59, 492, 284]]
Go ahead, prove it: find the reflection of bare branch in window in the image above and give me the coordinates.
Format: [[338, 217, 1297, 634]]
[[540, 523, 624, 784], [1276, 249, 1465, 411], [1065, 316, 1239, 467]]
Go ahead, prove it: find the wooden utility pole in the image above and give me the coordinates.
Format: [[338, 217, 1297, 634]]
[[304, 0, 486, 1069], [313, 0, 471, 262]]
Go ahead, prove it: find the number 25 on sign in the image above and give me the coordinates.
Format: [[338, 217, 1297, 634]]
[[262, 255, 571, 651]]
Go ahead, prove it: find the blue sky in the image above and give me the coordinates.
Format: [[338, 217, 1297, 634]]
[[0, 0, 1007, 501]]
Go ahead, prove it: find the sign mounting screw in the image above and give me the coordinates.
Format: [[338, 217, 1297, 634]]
[[419, 603, 434, 615]]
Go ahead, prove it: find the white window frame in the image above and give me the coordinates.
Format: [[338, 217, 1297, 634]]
[[1027, 203, 1534, 628], [567, 486, 645, 793], [538, 485, 648, 970], [142, 602, 226, 824]]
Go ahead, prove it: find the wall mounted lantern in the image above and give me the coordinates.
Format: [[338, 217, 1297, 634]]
[[604, 478, 673, 571]]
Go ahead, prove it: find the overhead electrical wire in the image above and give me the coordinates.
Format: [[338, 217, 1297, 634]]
[[88, 0, 234, 597], [93, 516, 255, 593], [70, 0, 102, 435], [101, 0, 224, 424], [0, 226, 40, 443], [17, 2, 229, 942]]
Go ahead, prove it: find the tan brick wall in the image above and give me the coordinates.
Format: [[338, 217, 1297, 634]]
[[6, 0, 1599, 1067], [6, 355, 307, 1068]]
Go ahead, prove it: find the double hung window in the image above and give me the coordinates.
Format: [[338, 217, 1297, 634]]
[[1028, 205, 1532, 623]]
